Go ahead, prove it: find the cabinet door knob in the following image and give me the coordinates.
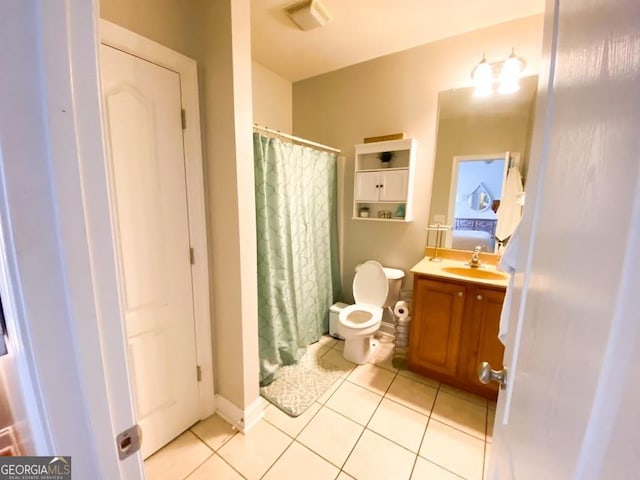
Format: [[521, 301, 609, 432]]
[[457, 291, 464, 297], [476, 294, 483, 301], [478, 361, 507, 389]]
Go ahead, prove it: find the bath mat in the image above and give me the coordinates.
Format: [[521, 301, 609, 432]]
[[260, 346, 346, 417]]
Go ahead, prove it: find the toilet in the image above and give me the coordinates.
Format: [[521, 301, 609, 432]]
[[338, 261, 405, 364]]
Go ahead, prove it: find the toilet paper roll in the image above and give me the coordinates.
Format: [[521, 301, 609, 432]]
[[394, 300, 410, 319]]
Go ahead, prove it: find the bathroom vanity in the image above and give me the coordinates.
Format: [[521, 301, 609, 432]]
[[408, 252, 507, 399]]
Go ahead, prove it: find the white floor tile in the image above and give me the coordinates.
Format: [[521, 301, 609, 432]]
[[486, 407, 495, 442], [336, 472, 356, 480], [262, 441, 339, 480], [318, 335, 338, 346], [264, 402, 321, 438], [484, 442, 492, 475], [297, 406, 364, 468], [217, 421, 292, 480], [385, 375, 438, 416], [369, 342, 400, 372], [397, 369, 441, 389], [367, 398, 429, 453], [347, 363, 396, 395], [420, 420, 484, 480], [431, 391, 487, 439], [190, 414, 237, 451], [321, 348, 356, 377], [185, 454, 243, 480], [316, 377, 344, 404], [325, 381, 382, 426], [307, 340, 334, 359], [439, 383, 489, 407], [144, 431, 212, 480], [343, 429, 415, 480], [411, 457, 464, 479]]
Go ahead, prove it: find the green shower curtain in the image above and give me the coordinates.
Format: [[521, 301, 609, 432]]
[[254, 133, 341, 386]]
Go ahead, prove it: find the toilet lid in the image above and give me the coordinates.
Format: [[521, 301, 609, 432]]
[[353, 261, 389, 307]]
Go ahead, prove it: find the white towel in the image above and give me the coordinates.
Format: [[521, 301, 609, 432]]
[[497, 223, 521, 345], [495, 166, 524, 242]]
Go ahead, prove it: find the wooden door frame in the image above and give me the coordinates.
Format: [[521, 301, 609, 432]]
[[99, 20, 215, 421], [0, 2, 144, 478]]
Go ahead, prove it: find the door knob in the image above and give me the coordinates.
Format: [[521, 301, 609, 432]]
[[478, 361, 507, 389]]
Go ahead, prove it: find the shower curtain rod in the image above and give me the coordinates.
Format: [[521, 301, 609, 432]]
[[253, 124, 341, 153]]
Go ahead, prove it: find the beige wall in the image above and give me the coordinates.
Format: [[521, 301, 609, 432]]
[[100, 0, 259, 411], [191, 0, 260, 411], [430, 113, 532, 224], [293, 15, 544, 301], [252, 61, 293, 133], [100, 0, 199, 58]]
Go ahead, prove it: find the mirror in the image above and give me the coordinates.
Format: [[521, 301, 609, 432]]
[[467, 183, 492, 211], [428, 75, 538, 252]]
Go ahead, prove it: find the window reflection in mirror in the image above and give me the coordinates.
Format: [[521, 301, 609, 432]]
[[428, 75, 538, 252]]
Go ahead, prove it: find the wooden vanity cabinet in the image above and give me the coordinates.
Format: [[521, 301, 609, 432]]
[[408, 274, 505, 399], [409, 277, 466, 378]]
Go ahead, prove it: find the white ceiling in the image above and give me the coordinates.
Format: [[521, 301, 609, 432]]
[[251, 0, 544, 82]]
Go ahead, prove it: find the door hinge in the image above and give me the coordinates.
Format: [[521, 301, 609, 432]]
[[190, 247, 195, 265], [181, 108, 187, 130], [196, 365, 202, 382]]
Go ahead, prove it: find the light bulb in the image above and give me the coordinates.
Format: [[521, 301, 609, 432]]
[[472, 57, 493, 97], [498, 52, 523, 94]]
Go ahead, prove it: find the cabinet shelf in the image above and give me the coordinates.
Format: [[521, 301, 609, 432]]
[[353, 138, 416, 222]]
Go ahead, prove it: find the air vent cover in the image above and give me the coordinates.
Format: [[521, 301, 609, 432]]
[[285, 0, 332, 31]]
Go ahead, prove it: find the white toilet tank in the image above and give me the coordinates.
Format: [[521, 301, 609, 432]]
[[382, 267, 404, 307]]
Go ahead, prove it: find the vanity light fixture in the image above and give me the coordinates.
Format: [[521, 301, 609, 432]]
[[498, 49, 525, 94], [471, 49, 525, 97], [471, 54, 493, 98]]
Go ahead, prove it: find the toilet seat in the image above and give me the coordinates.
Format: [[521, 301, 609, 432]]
[[337, 261, 391, 364], [352, 261, 389, 306], [339, 303, 382, 330]]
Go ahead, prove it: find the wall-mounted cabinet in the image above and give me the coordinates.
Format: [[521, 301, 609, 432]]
[[353, 138, 416, 222]]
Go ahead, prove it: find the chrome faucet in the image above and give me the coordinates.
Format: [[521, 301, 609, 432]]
[[468, 246, 482, 268]]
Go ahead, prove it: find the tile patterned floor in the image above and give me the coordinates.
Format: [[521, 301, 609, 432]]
[[145, 335, 496, 480]]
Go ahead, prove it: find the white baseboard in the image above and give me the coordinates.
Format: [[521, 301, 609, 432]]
[[214, 394, 266, 434], [242, 397, 267, 432]]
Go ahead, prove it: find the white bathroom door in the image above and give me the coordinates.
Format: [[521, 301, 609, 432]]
[[488, 0, 640, 478], [100, 44, 200, 458]]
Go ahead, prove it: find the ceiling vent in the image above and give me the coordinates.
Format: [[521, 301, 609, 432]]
[[285, 0, 332, 31]]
